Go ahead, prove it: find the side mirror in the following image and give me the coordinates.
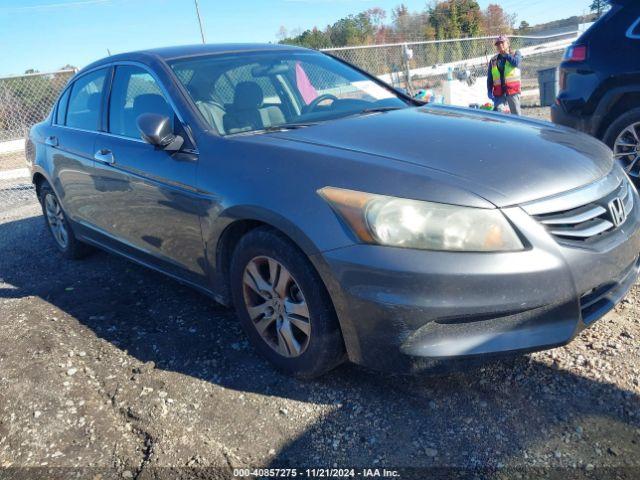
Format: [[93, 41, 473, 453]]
[[137, 113, 183, 152]]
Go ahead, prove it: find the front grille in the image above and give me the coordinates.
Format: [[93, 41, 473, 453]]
[[534, 179, 634, 243]]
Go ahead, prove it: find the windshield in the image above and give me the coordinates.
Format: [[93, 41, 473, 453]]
[[170, 50, 409, 136]]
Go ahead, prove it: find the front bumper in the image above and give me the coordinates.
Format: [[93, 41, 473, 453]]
[[316, 188, 640, 374]]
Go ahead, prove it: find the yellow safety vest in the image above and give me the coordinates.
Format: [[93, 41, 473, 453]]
[[490, 55, 521, 96]]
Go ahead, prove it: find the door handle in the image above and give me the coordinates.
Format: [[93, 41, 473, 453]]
[[45, 136, 58, 147], [94, 149, 115, 165]]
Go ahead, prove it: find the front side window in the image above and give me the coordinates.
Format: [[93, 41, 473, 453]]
[[65, 69, 107, 130], [171, 51, 408, 136], [108, 65, 174, 139]]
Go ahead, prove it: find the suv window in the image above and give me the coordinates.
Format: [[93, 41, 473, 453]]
[[109, 65, 173, 139], [54, 87, 71, 125], [66, 69, 107, 130]]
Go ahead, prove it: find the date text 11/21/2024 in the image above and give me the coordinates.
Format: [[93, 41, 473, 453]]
[[233, 468, 401, 477]]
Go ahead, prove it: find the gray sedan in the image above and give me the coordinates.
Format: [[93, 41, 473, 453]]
[[27, 43, 640, 377]]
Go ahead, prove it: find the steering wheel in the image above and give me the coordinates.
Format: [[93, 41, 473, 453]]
[[306, 94, 339, 112]]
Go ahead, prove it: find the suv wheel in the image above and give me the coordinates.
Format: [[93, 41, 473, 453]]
[[39, 182, 92, 259], [230, 227, 345, 378], [603, 108, 640, 178]]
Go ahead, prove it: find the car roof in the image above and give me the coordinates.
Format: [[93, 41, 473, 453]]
[[79, 43, 311, 73]]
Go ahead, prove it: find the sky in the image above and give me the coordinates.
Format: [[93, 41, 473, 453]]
[[0, 0, 592, 76]]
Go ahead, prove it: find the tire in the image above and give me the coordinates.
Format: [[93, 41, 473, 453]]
[[230, 226, 346, 378], [603, 108, 640, 176], [39, 182, 93, 260]]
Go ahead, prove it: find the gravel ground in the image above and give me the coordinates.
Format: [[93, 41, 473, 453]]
[[2, 109, 640, 480], [0, 152, 29, 172], [522, 105, 552, 121]]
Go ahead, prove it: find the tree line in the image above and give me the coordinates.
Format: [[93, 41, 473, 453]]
[[278, 1, 519, 49]]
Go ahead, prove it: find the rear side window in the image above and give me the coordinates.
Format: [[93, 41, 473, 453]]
[[54, 88, 71, 125], [66, 69, 107, 130], [108, 65, 174, 139]]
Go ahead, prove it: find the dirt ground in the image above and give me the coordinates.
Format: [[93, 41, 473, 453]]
[[520, 105, 552, 121], [1, 107, 640, 480], [0, 152, 28, 172]]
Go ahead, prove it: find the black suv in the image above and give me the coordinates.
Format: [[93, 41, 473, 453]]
[[552, 0, 640, 177]]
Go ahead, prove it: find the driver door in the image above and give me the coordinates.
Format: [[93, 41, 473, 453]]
[[88, 64, 207, 285]]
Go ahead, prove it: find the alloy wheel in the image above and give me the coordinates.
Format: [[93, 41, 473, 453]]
[[242, 256, 311, 358], [44, 193, 69, 249], [614, 122, 640, 177]]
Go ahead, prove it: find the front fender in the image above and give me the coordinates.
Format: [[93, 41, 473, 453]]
[[208, 204, 323, 265]]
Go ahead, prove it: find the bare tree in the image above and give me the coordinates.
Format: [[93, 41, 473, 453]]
[[276, 25, 288, 42]]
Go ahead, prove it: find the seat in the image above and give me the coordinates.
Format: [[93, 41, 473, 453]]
[[224, 81, 264, 133], [223, 81, 285, 134], [188, 79, 226, 134], [260, 104, 286, 128]]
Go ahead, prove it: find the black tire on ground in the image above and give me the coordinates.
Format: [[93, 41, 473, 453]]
[[602, 107, 640, 149], [38, 182, 93, 260], [230, 226, 346, 378]]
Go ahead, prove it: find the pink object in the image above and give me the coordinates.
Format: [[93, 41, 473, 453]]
[[295, 62, 318, 105], [495, 35, 509, 45]]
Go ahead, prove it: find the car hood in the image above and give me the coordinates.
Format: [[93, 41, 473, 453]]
[[270, 106, 614, 207]]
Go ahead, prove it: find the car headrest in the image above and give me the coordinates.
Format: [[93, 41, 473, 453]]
[[233, 82, 264, 110], [188, 77, 211, 102], [133, 93, 171, 118]]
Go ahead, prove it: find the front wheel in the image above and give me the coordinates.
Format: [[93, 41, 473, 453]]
[[230, 227, 345, 378], [603, 108, 640, 179]]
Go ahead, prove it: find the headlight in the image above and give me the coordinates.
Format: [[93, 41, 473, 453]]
[[318, 187, 523, 252]]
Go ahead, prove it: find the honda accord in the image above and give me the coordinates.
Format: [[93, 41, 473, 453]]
[[27, 44, 640, 377]]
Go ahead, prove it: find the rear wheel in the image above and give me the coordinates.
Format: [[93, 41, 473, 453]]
[[39, 182, 92, 259], [230, 227, 345, 378], [603, 108, 640, 179]]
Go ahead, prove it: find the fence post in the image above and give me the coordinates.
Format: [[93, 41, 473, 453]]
[[402, 43, 414, 96]]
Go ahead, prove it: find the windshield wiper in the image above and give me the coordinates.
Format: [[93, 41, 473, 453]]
[[358, 106, 405, 115], [228, 122, 320, 137], [261, 122, 320, 132]]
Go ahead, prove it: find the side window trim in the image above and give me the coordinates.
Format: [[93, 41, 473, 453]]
[[627, 17, 640, 40], [53, 86, 72, 126], [100, 66, 115, 133]]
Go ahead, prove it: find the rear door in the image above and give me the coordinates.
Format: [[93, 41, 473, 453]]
[[89, 63, 206, 284], [46, 68, 108, 224]]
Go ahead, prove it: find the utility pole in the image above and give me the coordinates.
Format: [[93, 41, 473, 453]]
[[194, 0, 206, 44]]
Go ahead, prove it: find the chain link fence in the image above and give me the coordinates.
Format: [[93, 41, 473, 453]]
[[323, 33, 577, 101], [0, 69, 75, 212]]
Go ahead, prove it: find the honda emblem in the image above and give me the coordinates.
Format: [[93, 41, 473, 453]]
[[609, 197, 627, 227]]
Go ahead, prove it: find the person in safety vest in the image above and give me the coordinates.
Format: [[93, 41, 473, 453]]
[[487, 35, 522, 116]]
